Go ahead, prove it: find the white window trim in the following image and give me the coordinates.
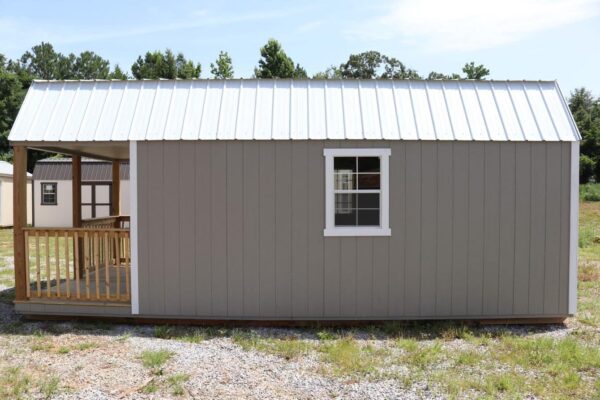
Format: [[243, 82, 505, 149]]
[[323, 148, 391, 237]]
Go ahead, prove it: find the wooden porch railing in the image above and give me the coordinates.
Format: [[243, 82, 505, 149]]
[[82, 215, 130, 229], [23, 227, 131, 302]]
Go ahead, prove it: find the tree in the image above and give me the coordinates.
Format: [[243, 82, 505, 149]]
[[210, 51, 234, 79], [427, 71, 461, 80], [313, 66, 341, 79], [254, 39, 305, 78], [131, 49, 201, 79], [338, 51, 421, 79], [569, 88, 600, 182], [108, 65, 128, 80], [18, 42, 61, 80], [0, 60, 25, 157], [462, 62, 490, 79], [72, 51, 110, 79]]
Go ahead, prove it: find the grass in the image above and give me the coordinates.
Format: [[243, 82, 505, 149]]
[[167, 373, 189, 396], [580, 183, 600, 202], [0, 367, 30, 399], [140, 349, 173, 374]]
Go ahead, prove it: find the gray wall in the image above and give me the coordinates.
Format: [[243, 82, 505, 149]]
[[136, 140, 573, 319]]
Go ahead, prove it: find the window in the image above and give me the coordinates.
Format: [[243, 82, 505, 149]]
[[41, 182, 57, 205], [324, 148, 391, 236]]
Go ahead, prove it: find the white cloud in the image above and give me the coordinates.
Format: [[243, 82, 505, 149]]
[[351, 0, 600, 51]]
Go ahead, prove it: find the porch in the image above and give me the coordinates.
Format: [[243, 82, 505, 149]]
[[11, 142, 134, 313]]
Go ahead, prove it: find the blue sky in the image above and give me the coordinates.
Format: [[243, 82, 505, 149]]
[[1, 0, 599, 96]]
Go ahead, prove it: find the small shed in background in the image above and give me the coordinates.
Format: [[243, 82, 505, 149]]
[[0, 160, 32, 227]]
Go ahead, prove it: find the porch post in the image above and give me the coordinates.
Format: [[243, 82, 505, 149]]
[[72, 155, 82, 227], [13, 146, 27, 301], [111, 160, 120, 217]]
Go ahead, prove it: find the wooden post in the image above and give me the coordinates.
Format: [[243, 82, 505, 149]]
[[72, 155, 83, 277], [13, 146, 27, 301], [72, 155, 82, 228], [111, 160, 120, 218]]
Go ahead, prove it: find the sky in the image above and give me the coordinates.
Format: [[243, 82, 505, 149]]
[[1, 0, 599, 96]]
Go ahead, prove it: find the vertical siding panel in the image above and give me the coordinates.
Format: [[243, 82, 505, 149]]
[[147, 143, 165, 315], [387, 143, 404, 317], [467, 142, 484, 315], [291, 142, 309, 317], [436, 142, 453, 316], [324, 238, 341, 317], [483, 143, 500, 315], [544, 143, 562, 314], [356, 238, 373, 317], [243, 142, 260, 316], [275, 142, 292, 317], [451, 143, 469, 316], [195, 142, 212, 316], [258, 142, 276, 317], [529, 144, 547, 314], [227, 142, 244, 316], [404, 142, 421, 316], [210, 142, 228, 317], [420, 142, 437, 316], [162, 142, 180, 314], [340, 238, 357, 317], [179, 143, 196, 315], [307, 142, 324, 317], [559, 143, 570, 314], [514, 144, 532, 314], [137, 143, 150, 313], [498, 143, 516, 315], [372, 238, 389, 317]]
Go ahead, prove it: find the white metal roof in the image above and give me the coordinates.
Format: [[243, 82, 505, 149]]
[[9, 79, 580, 142], [0, 160, 32, 178]]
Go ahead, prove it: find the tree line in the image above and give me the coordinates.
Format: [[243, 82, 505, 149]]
[[0, 38, 597, 179]]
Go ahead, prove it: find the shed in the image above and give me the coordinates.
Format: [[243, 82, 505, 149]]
[[8, 79, 580, 322], [0, 160, 32, 227], [32, 157, 130, 227]]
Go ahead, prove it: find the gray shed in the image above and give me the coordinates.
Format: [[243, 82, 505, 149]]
[[9, 79, 580, 322]]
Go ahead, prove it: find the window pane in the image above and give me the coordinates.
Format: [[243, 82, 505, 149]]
[[335, 193, 356, 212], [358, 209, 380, 226], [334, 157, 356, 172], [334, 173, 355, 190], [357, 193, 379, 209], [335, 209, 357, 226], [358, 157, 380, 173], [357, 174, 380, 189]]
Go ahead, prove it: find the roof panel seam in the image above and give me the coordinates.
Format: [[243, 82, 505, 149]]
[[473, 83, 492, 141], [125, 81, 143, 141], [143, 81, 160, 140], [75, 82, 97, 142], [521, 82, 543, 140], [489, 83, 509, 141], [196, 81, 210, 140], [440, 82, 457, 140], [161, 81, 177, 139], [537, 82, 561, 141], [93, 82, 112, 140], [357, 80, 365, 139], [505, 82, 526, 141], [109, 82, 127, 141], [44, 82, 67, 140], [456, 81, 475, 141], [423, 81, 439, 140], [407, 81, 420, 140]]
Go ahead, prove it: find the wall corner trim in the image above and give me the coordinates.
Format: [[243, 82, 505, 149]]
[[568, 141, 579, 314], [129, 140, 140, 315]]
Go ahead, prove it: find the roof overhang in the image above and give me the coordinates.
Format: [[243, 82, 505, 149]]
[[10, 141, 129, 161]]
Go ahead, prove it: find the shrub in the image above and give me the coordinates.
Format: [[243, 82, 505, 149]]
[[580, 155, 595, 183], [581, 183, 600, 202]]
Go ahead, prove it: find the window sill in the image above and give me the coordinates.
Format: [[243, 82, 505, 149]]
[[323, 227, 391, 237]]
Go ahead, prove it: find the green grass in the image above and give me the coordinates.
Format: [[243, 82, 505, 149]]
[[580, 183, 600, 202], [167, 373, 189, 396], [0, 367, 30, 399], [39, 376, 60, 399], [140, 349, 173, 374]]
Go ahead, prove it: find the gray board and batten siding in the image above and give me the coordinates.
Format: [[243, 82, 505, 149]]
[[136, 139, 575, 320]]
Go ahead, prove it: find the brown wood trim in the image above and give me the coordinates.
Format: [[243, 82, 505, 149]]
[[12, 146, 27, 301], [112, 161, 120, 216], [16, 315, 568, 327], [72, 155, 82, 228]]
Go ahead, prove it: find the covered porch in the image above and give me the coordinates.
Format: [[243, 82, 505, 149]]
[[12, 141, 134, 314]]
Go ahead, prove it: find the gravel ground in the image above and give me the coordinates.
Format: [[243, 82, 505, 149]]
[[0, 252, 590, 400]]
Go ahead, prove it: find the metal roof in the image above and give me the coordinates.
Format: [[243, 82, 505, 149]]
[[0, 160, 32, 178], [33, 158, 129, 181], [9, 79, 580, 142]]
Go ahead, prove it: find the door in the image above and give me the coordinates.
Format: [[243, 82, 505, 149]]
[[81, 183, 112, 219]]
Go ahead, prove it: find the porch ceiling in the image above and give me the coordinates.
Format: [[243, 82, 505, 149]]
[[12, 141, 129, 161]]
